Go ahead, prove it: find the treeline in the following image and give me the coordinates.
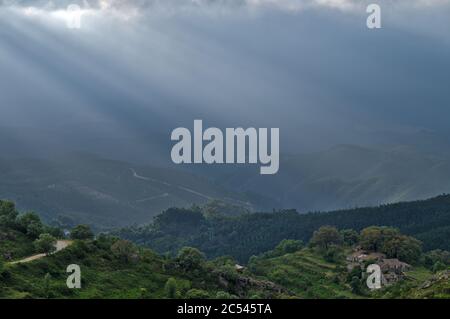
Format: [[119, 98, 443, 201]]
[[0, 200, 64, 260], [0, 200, 96, 260], [116, 195, 450, 262]]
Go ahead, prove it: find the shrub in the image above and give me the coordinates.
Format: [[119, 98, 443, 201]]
[[432, 261, 446, 273], [110, 240, 138, 264], [164, 277, 178, 299], [274, 239, 304, 255], [215, 291, 237, 299], [185, 289, 209, 299]]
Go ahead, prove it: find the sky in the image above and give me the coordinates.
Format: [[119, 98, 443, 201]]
[[0, 0, 450, 164]]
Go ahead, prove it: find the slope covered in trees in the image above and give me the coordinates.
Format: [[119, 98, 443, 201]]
[[0, 200, 283, 298], [116, 195, 450, 262], [1, 200, 449, 299]]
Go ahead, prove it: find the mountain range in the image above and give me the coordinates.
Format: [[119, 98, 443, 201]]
[[3, 144, 450, 228], [217, 144, 450, 212], [0, 153, 253, 228]]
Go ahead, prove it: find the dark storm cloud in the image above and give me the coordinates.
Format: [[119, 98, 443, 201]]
[[0, 1, 449, 162]]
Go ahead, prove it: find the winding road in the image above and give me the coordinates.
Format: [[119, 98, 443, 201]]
[[130, 168, 252, 207], [10, 240, 73, 265], [130, 168, 213, 201]]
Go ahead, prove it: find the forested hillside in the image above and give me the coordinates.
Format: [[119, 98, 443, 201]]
[[116, 195, 450, 262], [0, 200, 284, 298], [1, 199, 449, 299]]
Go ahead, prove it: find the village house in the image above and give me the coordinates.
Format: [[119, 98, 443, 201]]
[[378, 258, 411, 274], [346, 250, 412, 285], [235, 264, 245, 272], [347, 249, 386, 263]]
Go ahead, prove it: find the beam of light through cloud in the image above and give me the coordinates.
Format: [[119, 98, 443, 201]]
[[0, 0, 449, 163]]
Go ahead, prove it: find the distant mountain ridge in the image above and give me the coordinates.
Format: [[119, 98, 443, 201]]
[[217, 144, 450, 213], [4, 143, 450, 229], [0, 153, 256, 228]]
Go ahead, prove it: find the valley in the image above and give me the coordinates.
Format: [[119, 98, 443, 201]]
[[4, 143, 450, 232], [0, 153, 256, 229]]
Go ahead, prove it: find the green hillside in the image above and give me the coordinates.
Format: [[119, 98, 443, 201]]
[[249, 248, 358, 299], [1, 199, 449, 299], [0, 200, 282, 299], [1, 239, 286, 299]]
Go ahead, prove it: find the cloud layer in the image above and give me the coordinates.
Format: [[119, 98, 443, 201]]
[[0, 0, 449, 163], [2, 0, 449, 14]]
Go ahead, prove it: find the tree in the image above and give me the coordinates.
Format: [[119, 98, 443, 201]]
[[164, 277, 178, 299], [360, 226, 399, 252], [424, 249, 450, 268], [176, 247, 205, 271], [44, 226, 64, 238], [26, 222, 44, 239], [340, 229, 359, 246], [71, 225, 94, 240], [110, 239, 137, 263], [0, 200, 18, 227], [17, 212, 43, 239], [381, 235, 422, 264], [310, 226, 342, 250], [34, 233, 57, 255]]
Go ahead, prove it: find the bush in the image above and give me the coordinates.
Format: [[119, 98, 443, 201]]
[[110, 240, 138, 264], [323, 245, 343, 263], [432, 261, 447, 273], [185, 289, 209, 299], [215, 291, 237, 299], [164, 277, 179, 298], [424, 249, 450, 268], [274, 239, 304, 255], [350, 276, 362, 294]]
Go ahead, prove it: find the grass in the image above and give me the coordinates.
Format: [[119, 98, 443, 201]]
[[249, 248, 359, 299], [405, 267, 433, 282]]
